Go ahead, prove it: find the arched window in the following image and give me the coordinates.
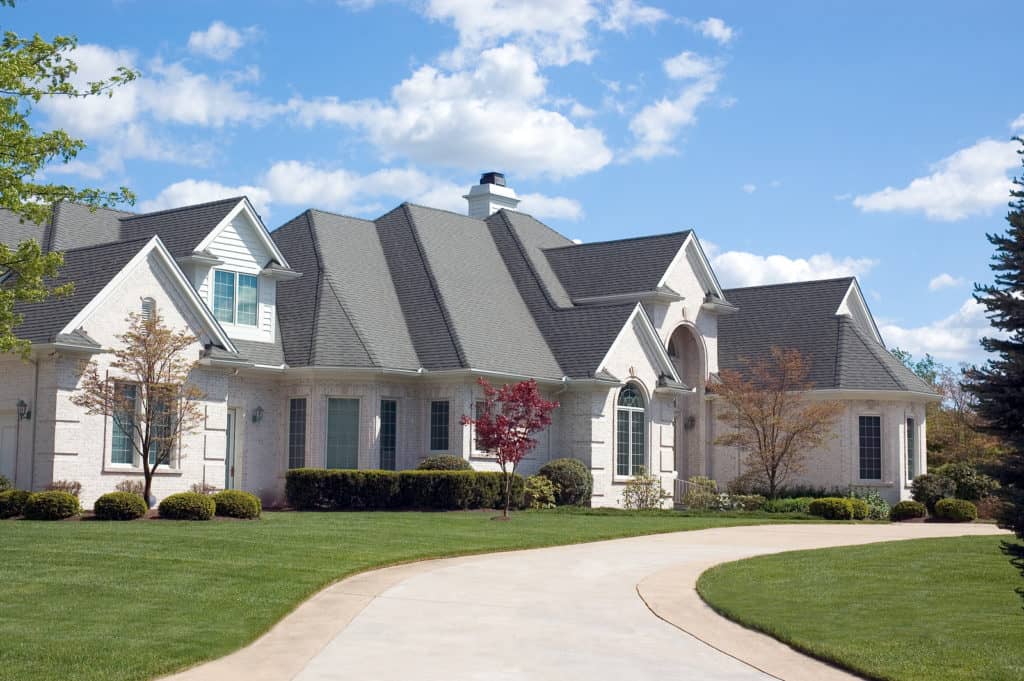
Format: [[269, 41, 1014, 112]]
[[616, 383, 646, 477]]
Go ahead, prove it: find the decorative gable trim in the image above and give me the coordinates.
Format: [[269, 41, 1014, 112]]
[[657, 232, 730, 305], [193, 198, 292, 270], [59, 236, 238, 353], [835, 279, 883, 345], [595, 303, 682, 384]]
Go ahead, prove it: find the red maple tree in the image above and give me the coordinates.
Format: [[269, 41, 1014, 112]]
[[462, 377, 559, 518]]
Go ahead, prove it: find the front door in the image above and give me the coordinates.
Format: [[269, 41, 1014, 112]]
[[225, 408, 238, 489], [0, 413, 17, 482], [326, 398, 359, 469]]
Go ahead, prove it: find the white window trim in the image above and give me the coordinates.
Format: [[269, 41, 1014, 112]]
[[212, 269, 260, 328], [905, 416, 917, 485], [856, 413, 883, 483], [324, 396, 362, 470], [428, 400, 451, 452], [613, 384, 648, 482], [470, 399, 496, 459]]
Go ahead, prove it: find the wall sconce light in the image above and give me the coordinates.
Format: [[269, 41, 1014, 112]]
[[251, 405, 264, 424], [16, 399, 31, 421]]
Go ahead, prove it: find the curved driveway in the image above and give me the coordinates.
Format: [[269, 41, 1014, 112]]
[[164, 522, 1004, 681]]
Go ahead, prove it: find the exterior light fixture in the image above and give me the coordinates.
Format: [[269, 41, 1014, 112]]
[[16, 399, 31, 421], [252, 405, 264, 424]]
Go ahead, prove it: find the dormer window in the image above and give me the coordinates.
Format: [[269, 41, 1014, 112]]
[[213, 270, 258, 326]]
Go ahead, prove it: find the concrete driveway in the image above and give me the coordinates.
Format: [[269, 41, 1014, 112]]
[[164, 522, 1004, 681]]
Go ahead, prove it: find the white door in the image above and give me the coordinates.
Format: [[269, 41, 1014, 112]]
[[0, 413, 17, 482]]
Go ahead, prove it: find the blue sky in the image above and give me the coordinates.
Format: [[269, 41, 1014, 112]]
[[8, 1, 1022, 364]]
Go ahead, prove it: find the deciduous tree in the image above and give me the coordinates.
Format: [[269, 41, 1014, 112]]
[[462, 378, 558, 518], [70, 310, 204, 505], [711, 347, 844, 499]]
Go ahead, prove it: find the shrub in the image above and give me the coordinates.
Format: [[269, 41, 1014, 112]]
[[848, 487, 891, 520], [730, 494, 767, 511], [682, 475, 718, 510], [322, 470, 400, 510], [190, 482, 219, 495], [848, 497, 869, 520], [0, 489, 31, 518], [212, 490, 261, 519], [621, 468, 670, 510], [934, 498, 978, 522], [417, 455, 472, 471], [23, 491, 80, 520], [158, 492, 215, 520], [45, 480, 82, 497], [808, 497, 855, 520], [890, 500, 927, 521], [934, 462, 999, 502], [524, 475, 558, 509], [0, 474, 11, 493], [94, 492, 147, 520], [911, 474, 956, 513], [763, 497, 814, 514], [537, 458, 592, 506], [114, 479, 145, 497]]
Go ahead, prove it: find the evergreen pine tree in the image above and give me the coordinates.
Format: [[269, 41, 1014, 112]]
[[966, 136, 1024, 539]]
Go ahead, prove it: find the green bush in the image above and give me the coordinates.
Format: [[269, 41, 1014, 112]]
[[730, 494, 767, 511], [524, 475, 558, 509], [934, 498, 978, 522], [417, 455, 472, 471], [848, 487, 891, 520], [0, 489, 31, 518], [763, 497, 814, 514], [0, 474, 11, 493], [284, 469, 524, 511], [848, 497, 870, 520], [621, 468, 670, 510], [93, 492, 147, 521], [890, 500, 927, 521], [933, 463, 999, 501], [911, 473, 956, 513], [158, 492, 215, 520], [808, 497, 855, 520], [681, 475, 718, 510], [212, 490, 262, 519], [23, 491, 80, 520], [537, 458, 592, 506]]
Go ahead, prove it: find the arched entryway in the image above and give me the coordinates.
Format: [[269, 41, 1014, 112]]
[[667, 324, 707, 480]]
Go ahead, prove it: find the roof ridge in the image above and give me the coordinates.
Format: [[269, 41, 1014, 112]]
[[845, 318, 932, 392], [542, 229, 691, 252], [120, 196, 242, 222], [57, 234, 153, 256], [307, 207, 376, 224], [723, 276, 855, 293], [303, 210, 326, 367], [401, 201, 486, 223], [487, 210, 562, 311], [493, 208, 573, 243]]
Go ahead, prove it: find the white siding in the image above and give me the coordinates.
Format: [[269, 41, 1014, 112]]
[[204, 214, 276, 342]]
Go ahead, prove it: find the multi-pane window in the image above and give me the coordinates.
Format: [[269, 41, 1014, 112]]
[[859, 415, 882, 480], [111, 383, 136, 464], [616, 384, 646, 477], [149, 397, 173, 467], [288, 398, 306, 469], [472, 400, 487, 453], [430, 401, 449, 451], [213, 270, 258, 326], [213, 270, 236, 323], [380, 399, 397, 470], [906, 417, 916, 480]]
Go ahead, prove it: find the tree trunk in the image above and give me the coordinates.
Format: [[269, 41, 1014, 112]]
[[503, 470, 511, 519]]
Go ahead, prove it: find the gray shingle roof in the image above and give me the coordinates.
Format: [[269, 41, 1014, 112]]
[[47, 203, 133, 252], [119, 197, 240, 258], [0, 208, 47, 249], [543, 230, 691, 300], [719, 278, 935, 394]]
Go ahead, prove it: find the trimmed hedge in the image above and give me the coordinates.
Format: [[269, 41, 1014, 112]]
[[763, 497, 814, 514], [212, 490, 262, 519], [158, 492, 215, 520], [23, 491, 80, 520], [911, 473, 956, 513], [417, 455, 472, 471], [285, 468, 525, 511], [849, 497, 870, 520], [934, 498, 978, 522], [537, 458, 593, 506], [0, 489, 31, 518], [808, 497, 855, 520], [94, 492, 148, 520], [890, 500, 927, 521]]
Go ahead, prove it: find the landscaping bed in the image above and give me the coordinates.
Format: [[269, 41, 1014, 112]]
[[697, 535, 1024, 681]]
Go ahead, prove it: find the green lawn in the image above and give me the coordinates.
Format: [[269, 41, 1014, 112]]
[[697, 535, 1024, 681], [0, 509, 800, 681]]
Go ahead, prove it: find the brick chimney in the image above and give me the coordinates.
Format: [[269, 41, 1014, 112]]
[[463, 172, 520, 218]]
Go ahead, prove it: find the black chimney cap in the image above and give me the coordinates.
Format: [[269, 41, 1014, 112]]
[[479, 171, 506, 187]]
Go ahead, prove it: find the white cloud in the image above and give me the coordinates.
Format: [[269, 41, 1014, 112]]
[[139, 179, 273, 216], [694, 17, 734, 45], [290, 44, 611, 178], [704, 243, 877, 288], [187, 21, 257, 61], [879, 299, 995, 362], [1012, 113, 1024, 131], [741, 183, 756, 194], [853, 138, 1019, 221], [518, 192, 583, 220], [662, 51, 719, 80], [928, 273, 965, 291], [600, 0, 670, 33]]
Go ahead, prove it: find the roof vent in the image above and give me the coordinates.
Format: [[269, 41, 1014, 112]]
[[464, 171, 519, 218], [480, 171, 506, 187]]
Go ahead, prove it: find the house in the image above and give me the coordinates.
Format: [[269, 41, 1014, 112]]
[[0, 173, 938, 508]]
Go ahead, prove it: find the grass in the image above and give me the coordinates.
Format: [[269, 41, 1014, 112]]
[[697, 535, 1024, 681], [0, 509, 801, 681]]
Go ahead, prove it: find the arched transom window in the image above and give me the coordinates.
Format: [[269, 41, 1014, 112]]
[[616, 383, 646, 477]]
